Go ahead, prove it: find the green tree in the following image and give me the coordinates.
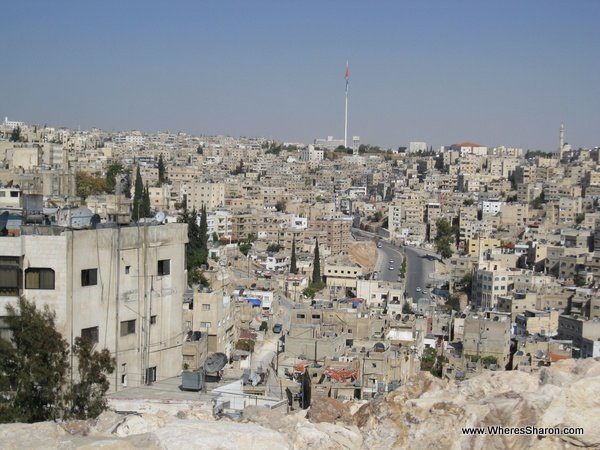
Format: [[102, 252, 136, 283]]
[[68, 337, 115, 420], [275, 200, 286, 212], [434, 218, 454, 260], [132, 166, 144, 221], [402, 302, 413, 314], [157, 154, 166, 184], [105, 163, 124, 193], [9, 126, 21, 142], [290, 235, 298, 274], [76, 171, 109, 202], [267, 243, 281, 253], [197, 205, 209, 266], [0, 298, 69, 423], [139, 183, 151, 218], [311, 238, 322, 286]]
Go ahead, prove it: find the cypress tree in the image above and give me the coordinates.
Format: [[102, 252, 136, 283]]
[[290, 235, 298, 274], [132, 166, 143, 221], [157, 154, 166, 184], [198, 205, 208, 265], [142, 183, 151, 217], [311, 238, 322, 286]]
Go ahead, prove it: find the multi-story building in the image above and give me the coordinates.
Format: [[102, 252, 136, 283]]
[[0, 222, 188, 391], [188, 181, 225, 211]]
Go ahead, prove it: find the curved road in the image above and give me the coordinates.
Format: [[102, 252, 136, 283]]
[[352, 228, 441, 299]]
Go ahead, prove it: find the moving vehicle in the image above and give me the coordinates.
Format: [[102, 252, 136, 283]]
[[377, 242, 383, 248], [416, 287, 422, 292], [389, 260, 394, 264], [273, 323, 283, 334], [388, 266, 394, 270], [423, 290, 429, 295]]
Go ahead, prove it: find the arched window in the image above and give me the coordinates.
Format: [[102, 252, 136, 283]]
[[25, 268, 55, 290]]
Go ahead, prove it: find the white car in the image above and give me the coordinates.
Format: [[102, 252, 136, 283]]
[[388, 266, 394, 270], [416, 287, 422, 292], [423, 290, 429, 295]]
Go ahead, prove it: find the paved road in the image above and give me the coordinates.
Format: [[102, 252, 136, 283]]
[[352, 227, 441, 299], [404, 246, 437, 300], [374, 241, 404, 282]]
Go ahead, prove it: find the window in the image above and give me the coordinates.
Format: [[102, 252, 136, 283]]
[[81, 268, 98, 286], [202, 304, 211, 311], [150, 315, 157, 325], [296, 314, 305, 319], [146, 366, 157, 384], [81, 326, 99, 344], [0, 256, 21, 295], [120, 319, 136, 336], [158, 259, 170, 276], [121, 374, 128, 387], [125, 265, 131, 274], [312, 314, 321, 319], [25, 268, 55, 289], [200, 321, 211, 328]]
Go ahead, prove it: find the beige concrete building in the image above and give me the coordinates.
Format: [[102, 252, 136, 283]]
[[188, 181, 225, 211], [0, 223, 188, 391]]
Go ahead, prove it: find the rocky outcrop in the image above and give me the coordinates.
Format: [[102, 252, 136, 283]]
[[0, 358, 597, 449], [353, 358, 600, 449]]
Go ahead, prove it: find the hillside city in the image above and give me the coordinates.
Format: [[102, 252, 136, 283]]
[[1, 115, 599, 419]]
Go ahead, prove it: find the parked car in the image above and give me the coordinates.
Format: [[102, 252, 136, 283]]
[[273, 323, 283, 333], [416, 287, 422, 292], [377, 242, 383, 248]]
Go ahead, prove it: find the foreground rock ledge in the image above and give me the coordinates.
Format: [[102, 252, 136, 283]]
[[1, 358, 598, 449]]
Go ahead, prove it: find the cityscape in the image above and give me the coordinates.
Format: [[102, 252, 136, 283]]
[[0, 1, 599, 449]]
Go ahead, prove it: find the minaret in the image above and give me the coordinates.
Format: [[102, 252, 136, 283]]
[[559, 123, 565, 158]]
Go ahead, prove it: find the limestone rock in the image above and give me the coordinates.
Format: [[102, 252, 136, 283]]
[[308, 396, 351, 424]]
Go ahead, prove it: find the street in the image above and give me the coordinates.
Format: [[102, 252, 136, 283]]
[[403, 246, 437, 300], [374, 241, 404, 282]]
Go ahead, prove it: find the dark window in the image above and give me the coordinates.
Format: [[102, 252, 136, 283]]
[[150, 315, 157, 325], [312, 314, 321, 319], [25, 268, 55, 289], [81, 268, 98, 286], [146, 366, 157, 383], [296, 314, 305, 319], [158, 259, 170, 276], [120, 319, 136, 336], [125, 265, 131, 274], [81, 326, 99, 344], [0, 256, 21, 295]]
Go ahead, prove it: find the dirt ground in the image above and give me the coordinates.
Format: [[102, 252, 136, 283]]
[[348, 241, 377, 272]]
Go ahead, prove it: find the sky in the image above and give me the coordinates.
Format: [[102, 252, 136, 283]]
[[1, 1, 599, 151]]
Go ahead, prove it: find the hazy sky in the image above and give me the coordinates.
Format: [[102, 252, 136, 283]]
[[1, 1, 599, 150]]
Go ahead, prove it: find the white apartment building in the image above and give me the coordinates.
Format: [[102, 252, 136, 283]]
[[481, 199, 503, 216], [0, 223, 188, 391], [3, 117, 24, 129], [125, 134, 145, 145], [408, 142, 427, 153], [298, 144, 324, 162], [206, 209, 233, 238]]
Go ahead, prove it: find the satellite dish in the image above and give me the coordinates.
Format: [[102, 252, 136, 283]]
[[204, 352, 228, 373], [154, 211, 166, 224]]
